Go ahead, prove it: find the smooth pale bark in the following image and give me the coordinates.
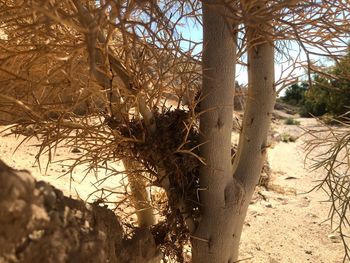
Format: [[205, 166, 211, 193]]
[[192, 3, 276, 263], [228, 40, 275, 261], [227, 0, 276, 258], [123, 160, 155, 227], [192, 3, 237, 262]]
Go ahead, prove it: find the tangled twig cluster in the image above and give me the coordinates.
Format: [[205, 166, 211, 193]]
[[116, 108, 201, 260]]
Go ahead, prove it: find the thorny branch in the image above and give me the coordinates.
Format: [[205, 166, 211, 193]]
[[0, 0, 349, 260]]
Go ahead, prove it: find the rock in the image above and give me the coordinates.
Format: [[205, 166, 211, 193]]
[[271, 132, 281, 142], [328, 234, 341, 243], [250, 199, 257, 205], [281, 199, 288, 205], [71, 147, 82, 153], [0, 159, 160, 263], [265, 202, 273, 208], [307, 213, 318, 219], [36, 181, 57, 209], [285, 176, 298, 180], [297, 197, 310, 208]]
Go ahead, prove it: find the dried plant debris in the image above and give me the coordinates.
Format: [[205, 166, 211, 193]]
[[117, 109, 201, 261]]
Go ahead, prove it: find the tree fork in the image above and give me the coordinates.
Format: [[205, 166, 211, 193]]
[[192, 1, 276, 262]]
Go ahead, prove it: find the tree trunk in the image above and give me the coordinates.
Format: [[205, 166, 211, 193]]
[[123, 159, 155, 227], [229, 38, 275, 262], [192, 2, 275, 262], [192, 2, 237, 262], [228, 3, 276, 260]]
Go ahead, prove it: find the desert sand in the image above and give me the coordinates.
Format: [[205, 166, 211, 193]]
[[0, 117, 345, 262]]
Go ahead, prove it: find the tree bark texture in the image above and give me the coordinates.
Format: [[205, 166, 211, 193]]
[[123, 159, 156, 227], [192, 2, 276, 262], [229, 38, 275, 262], [192, 2, 237, 262], [229, 3, 276, 259]]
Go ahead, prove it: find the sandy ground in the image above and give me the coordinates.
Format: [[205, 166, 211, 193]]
[[0, 117, 346, 262], [240, 118, 344, 263]]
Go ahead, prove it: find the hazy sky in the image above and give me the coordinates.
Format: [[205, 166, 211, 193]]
[[178, 20, 343, 94], [179, 22, 306, 92]]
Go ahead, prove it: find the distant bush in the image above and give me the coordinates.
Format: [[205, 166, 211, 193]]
[[281, 133, 297, 143], [281, 83, 308, 106], [284, 118, 300, 125], [300, 49, 350, 118], [282, 48, 350, 119], [280, 81, 328, 117], [299, 79, 328, 117]]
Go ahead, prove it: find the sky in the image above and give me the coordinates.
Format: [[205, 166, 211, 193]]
[[177, 19, 345, 95], [179, 22, 303, 93]]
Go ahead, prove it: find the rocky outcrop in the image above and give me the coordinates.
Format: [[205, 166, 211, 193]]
[[0, 160, 160, 263]]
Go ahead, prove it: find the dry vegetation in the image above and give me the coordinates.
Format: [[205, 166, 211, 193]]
[[1, 116, 348, 262], [1, 0, 350, 262]]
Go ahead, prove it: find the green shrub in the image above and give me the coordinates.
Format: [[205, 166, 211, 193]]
[[286, 49, 350, 118], [299, 50, 350, 118], [281, 133, 297, 143], [299, 97, 327, 117], [284, 118, 300, 125], [281, 83, 308, 106]]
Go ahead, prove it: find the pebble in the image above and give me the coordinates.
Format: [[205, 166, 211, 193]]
[[265, 202, 273, 208], [328, 234, 341, 243], [71, 147, 81, 153]]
